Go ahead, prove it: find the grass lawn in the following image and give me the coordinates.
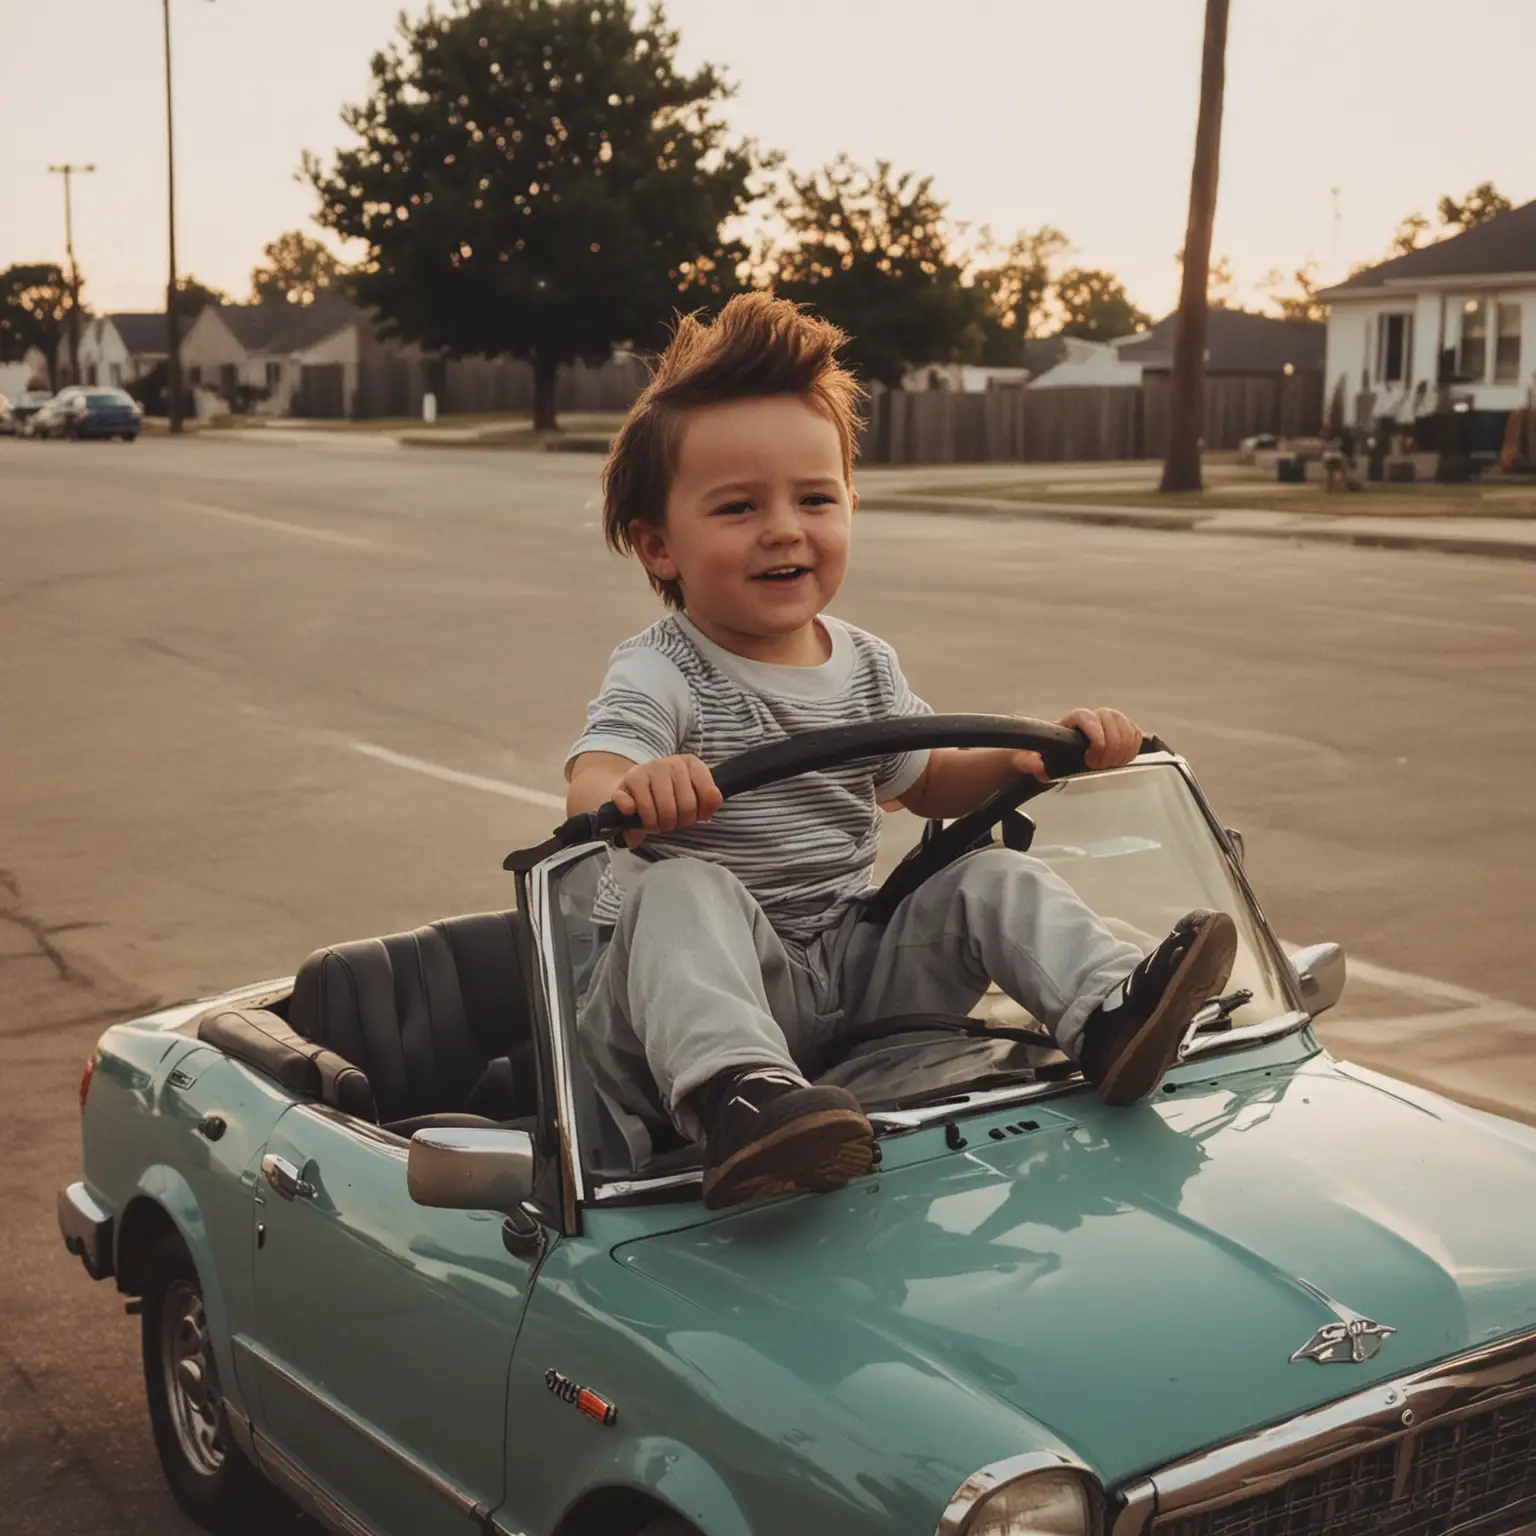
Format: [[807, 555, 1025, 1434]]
[[903, 472, 1536, 520]]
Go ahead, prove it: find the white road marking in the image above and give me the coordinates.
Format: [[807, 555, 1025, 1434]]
[[351, 741, 565, 810], [183, 503, 377, 550]]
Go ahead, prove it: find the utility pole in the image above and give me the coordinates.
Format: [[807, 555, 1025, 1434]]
[[1160, 0, 1231, 494], [48, 163, 96, 386], [162, 0, 184, 433]]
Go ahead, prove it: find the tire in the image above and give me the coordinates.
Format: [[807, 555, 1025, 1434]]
[[141, 1233, 275, 1531], [638, 1520, 700, 1536]]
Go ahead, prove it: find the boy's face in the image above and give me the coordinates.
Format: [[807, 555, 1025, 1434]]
[[632, 394, 854, 658]]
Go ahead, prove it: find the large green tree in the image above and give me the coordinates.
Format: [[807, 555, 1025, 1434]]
[[973, 226, 1069, 365], [1054, 267, 1150, 341], [251, 230, 348, 306], [768, 157, 987, 387], [306, 0, 756, 428], [0, 263, 70, 380], [176, 274, 230, 319], [1437, 181, 1513, 233]]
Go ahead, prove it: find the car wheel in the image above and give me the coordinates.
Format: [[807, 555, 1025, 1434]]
[[141, 1233, 274, 1530], [637, 1519, 701, 1536]]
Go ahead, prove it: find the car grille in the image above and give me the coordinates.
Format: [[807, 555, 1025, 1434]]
[[1153, 1394, 1536, 1536]]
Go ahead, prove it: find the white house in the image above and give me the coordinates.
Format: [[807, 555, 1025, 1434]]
[[59, 313, 193, 389], [181, 297, 375, 417], [1025, 336, 1145, 389], [0, 346, 50, 399], [1317, 201, 1536, 434]]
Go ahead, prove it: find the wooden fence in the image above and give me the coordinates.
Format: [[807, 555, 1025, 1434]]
[[860, 371, 1324, 465], [347, 352, 649, 420]]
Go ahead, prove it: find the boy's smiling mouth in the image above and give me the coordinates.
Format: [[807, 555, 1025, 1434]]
[[752, 564, 811, 582]]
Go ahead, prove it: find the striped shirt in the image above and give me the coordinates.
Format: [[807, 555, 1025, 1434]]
[[567, 613, 933, 941]]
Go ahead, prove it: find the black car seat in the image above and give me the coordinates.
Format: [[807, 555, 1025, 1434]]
[[289, 910, 536, 1133]]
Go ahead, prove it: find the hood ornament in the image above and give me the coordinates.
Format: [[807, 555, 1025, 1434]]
[[1290, 1278, 1396, 1365]]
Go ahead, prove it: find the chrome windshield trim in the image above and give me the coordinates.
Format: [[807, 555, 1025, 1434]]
[[937, 1449, 1102, 1535], [1111, 1327, 1536, 1533], [1179, 1011, 1312, 1061], [526, 841, 602, 1233]]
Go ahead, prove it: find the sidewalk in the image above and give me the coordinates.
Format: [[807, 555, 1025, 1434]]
[[858, 492, 1536, 562]]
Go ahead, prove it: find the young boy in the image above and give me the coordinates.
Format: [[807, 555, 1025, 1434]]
[[567, 293, 1236, 1210]]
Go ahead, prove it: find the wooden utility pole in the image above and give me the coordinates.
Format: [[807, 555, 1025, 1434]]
[[162, 0, 185, 433], [1160, 0, 1230, 494], [48, 163, 95, 386]]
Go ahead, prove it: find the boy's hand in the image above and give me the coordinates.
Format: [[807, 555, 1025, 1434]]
[[1059, 707, 1143, 771], [610, 754, 723, 848]]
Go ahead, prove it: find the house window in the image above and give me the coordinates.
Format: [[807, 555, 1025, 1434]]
[[1459, 298, 1488, 381], [265, 361, 283, 389], [87, 364, 98, 386], [189, 366, 202, 387], [1495, 301, 1523, 383], [1377, 313, 1413, 384], [219, 363, 238, 397]]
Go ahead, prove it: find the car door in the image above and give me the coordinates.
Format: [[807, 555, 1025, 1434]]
[[245, 1103, 541, 1536]]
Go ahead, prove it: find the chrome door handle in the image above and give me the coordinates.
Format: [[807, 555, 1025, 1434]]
[[261, 1153, 314, 1202]]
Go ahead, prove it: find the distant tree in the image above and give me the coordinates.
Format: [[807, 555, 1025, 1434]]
[[973, 225, 1069, 365], [1054, 268, 1150, 341], [306, 0, 756, 429], [176, 274, 229, 318], [1389, 212, 1432, 256], [768, 157, 988, 387], [250, 231, 347, 306], [1261, 260, 1327, 323], [0, 262, 70, 381], [1437, 181, 1513, 233]]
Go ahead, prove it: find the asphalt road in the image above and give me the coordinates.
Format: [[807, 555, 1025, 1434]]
[[2, 433, 1534, 1534]]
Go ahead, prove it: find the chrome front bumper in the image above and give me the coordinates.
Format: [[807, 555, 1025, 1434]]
[[58, 1183, 114, 1281]]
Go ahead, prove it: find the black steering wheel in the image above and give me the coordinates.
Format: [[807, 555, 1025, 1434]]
[[504, 713, 1168, 873]]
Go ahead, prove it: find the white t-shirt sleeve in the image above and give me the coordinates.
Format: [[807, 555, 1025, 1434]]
[[565, 645, 693, 777], [872, 644, 934, 801]]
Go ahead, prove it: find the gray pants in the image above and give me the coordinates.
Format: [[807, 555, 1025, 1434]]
[[579, 847, 1143, 1143]]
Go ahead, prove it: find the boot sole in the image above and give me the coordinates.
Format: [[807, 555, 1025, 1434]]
[[702, 1108, 875, 1210], [1095, 914, 1238, 1107]]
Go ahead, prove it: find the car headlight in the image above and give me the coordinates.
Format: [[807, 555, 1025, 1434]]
[[938, 1458, 1101, 1536]]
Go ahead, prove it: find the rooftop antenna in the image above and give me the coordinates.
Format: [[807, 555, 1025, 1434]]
[[1329, 185, 1342, 275]]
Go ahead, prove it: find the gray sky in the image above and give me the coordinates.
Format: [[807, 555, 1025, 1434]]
[[3, 0, 1531, 318]]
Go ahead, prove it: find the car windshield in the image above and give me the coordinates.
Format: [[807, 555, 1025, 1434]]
[[533, 759, 1302, 1193]]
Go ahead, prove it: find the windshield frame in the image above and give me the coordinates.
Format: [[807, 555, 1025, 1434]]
[[524, 752, 1314, 1212]]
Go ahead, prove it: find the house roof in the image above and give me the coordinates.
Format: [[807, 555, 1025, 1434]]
[[1116, 307, 1325, 373], [210, 295, 361, 355], [1319, 200, 1536, 297], [109, 312, 194, 357]]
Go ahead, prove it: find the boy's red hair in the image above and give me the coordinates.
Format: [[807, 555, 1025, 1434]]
[[602, 292, 865, 609]]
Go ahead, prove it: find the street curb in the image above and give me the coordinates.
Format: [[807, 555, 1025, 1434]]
[[860, 497, 1536, 562]]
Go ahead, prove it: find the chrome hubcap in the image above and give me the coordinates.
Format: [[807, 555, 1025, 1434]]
[[162, 1280, 226, 1475]]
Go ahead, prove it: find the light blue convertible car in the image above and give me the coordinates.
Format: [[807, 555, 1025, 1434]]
[[59, 717, 1536, 1536]]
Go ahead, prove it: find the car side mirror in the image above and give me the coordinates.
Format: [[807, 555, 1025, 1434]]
[[407, 1127, 536, 1214], [1290, 942, 1346, 1016]]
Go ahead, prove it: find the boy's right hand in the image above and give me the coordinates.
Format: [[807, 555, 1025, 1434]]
[[610, 755, 723, 848]]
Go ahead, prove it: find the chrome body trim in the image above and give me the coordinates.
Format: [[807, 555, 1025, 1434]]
[[936, 1449, 1103, 1535], [526, 840, 600, 1234], [57, 1181, 114, 1280], [1109, 1327, 1536, 1534], [590, 1169, 702, 1201], [234, 1336, 483, 1520], [248, 1421, 380, 1536]]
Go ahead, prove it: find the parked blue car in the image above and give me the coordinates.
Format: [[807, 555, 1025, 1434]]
[[59, 717, 1536, 1536], [31, 384, 142, 440]]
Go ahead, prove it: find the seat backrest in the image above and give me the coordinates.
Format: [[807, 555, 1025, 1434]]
[[289, 910, 531, 1125]]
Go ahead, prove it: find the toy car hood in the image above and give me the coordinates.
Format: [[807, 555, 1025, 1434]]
[[613, 1054, 1536, 1487]]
